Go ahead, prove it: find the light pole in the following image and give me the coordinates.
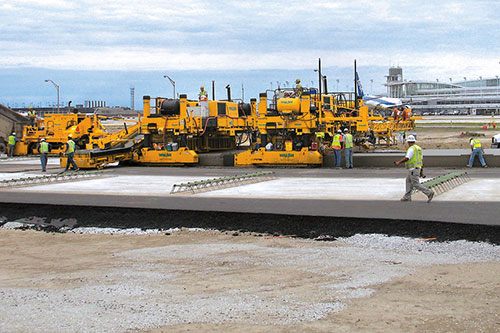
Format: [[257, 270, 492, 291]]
[[336, 79, 339, 91], [449, 78, 452, 97], [44, 79, 60, 113], [479, 76, 483, 101], [496, 75, 499, 115], [370, 79, 374, 94], [163, 75, 176, 99], [436, 79, 439, 99]]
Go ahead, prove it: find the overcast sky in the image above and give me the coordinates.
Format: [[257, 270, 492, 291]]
[[1, 0, 500, 106]]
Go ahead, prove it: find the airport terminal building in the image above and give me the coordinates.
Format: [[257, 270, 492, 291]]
[[385, 67, 500, 115]]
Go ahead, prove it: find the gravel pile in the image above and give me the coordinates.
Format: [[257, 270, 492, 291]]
[[0, 230, 498, 332]]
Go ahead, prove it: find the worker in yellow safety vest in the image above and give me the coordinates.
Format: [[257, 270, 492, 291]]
[[28, 107, 36, 126], [293, 79, 303, 98], [395, 135, 434, 202], [199, 86, 208, 101], [8, 132, 16, 157], [343, 128, 354, 168], [38, 138, 51, 172], [331, 129, 343, 168], [63, 135, 79, 172], [467, 137, 487, 168]]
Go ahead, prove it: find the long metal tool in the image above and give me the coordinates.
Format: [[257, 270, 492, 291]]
[[415, 171, 471, 196], [0, 170, 112, 188], [171, 171, 276, 194]]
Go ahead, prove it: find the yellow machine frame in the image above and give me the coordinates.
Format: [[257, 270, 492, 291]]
[[15, 113, 107, 155]]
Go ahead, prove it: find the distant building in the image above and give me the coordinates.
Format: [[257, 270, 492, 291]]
[[385, 67, 500, 115]]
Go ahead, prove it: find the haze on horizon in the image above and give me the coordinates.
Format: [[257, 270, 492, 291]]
[[1, 0, 499, 107]]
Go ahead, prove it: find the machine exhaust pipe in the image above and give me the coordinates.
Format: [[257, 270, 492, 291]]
[[226, 84, 231, 101]]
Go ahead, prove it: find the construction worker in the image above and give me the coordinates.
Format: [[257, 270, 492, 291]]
[[28, 107, 36, 126], [467, 137, 487, 168], [398, 130, 406, 144], [199, 86, 208, 102], [8, 132, 16, 157], [395, 135, 434, 202], [64, 135, 79, 172], [393, 107, 400, 121], [293, 79, 303, 98], [37, 138, 51, 172], [332, 129, 343, 169], [402, 105, 411, 121], [343, 128, 354, 168]]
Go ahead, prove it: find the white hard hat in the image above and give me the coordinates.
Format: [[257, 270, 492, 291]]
[[337, 129, 342, 133], [406, 135, 416, 142], [40, 138, 46, 141]]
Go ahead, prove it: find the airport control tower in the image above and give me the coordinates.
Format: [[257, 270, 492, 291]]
[[385, 67, 404, 98]]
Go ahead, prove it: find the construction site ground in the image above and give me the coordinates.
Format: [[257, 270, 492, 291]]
[[0, 116, 499, 332]]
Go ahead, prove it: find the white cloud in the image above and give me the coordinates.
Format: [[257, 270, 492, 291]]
[[0, 0, 499, 76]]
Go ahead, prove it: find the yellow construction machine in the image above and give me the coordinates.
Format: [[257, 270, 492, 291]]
[[60, 118, 142, 169], [136, 94, 253, 165], [235, 89, 323, 167], [15, 113, 108, 155], [62, 93, 256, 168]]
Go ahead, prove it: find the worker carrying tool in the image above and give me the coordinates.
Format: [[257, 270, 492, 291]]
[[394, 135, 434, 202], [63, 135, 79, 172], [37, 138, 51, 172], [293, 79, 303, 98], [199, 86, 208, 101], [332, 129, 343, 169], [28, 106, 36, 126], [467, 137, 487, 168], [8, 132, 16, 157]]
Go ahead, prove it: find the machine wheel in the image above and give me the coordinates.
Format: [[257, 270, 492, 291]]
[[0, 140, 6, 154], [28, 142, 36, 155]]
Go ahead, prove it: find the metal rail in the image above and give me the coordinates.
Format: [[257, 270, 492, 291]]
[[417, 171, 470, 196], [171, 171, 276, 194], [0, 170, 111, 188]]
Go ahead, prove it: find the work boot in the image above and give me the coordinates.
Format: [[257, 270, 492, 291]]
[[427, 191, 435, 203], [482, 165, 488, 168], [400, 197, 411, 202], [466, 164, 472, 168]]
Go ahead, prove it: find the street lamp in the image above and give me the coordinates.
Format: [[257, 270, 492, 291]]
[[336, 79, 339, 91], [370, 79, 374, 94], [479, 76, 483, 101], [163, 75, 176, 99], [44, 79, 60, 113]]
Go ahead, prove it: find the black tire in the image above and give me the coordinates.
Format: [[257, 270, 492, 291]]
[[0, 140, 6, 154]]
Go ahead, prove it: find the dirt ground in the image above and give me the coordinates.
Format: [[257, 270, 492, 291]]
[[408, 127, 494, 150], [1, 229, 498, 332]]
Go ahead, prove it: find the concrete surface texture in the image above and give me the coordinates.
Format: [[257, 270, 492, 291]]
[[7, 174, 498, 203], [0, 156, 499, 226]]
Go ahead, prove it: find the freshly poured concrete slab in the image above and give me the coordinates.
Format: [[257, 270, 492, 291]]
[[8, 174, 500, 203], [0, 170, 499, 226]]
